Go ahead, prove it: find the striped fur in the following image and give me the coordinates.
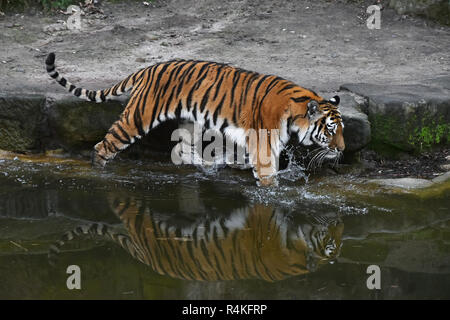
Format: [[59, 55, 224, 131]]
[[47, 222, 144, 267], [48, 196, 344, 282], [45, 53, 345, 186]]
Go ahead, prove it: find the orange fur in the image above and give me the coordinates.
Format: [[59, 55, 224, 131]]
[[46, 55, 345, 185]]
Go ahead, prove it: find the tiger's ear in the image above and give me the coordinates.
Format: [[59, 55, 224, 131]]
[[330, 95, 340, 106], [307, 100, 319, 117]]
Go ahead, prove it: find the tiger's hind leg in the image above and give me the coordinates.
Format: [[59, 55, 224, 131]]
[[92, 89, 150, 167]]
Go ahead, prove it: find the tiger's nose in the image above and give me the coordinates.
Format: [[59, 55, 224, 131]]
[[330, 125, 345, 152], [330, 139, 345, 152]]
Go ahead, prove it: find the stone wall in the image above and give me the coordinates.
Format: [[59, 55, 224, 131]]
[[389, 0, 450, 25]]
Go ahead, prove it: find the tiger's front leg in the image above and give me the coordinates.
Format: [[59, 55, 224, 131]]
[[248, 129, 280, 187]]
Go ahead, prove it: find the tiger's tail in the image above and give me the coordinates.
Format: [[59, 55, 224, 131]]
[[45, 52, 144, 103], [48, 223, 143, 266]]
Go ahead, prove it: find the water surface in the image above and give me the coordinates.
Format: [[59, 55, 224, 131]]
[[0, 154, 449, 299]]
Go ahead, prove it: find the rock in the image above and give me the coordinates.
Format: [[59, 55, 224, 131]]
[[46, 94, 178, 155], [389, 0, 450, 26], [368, 177, 434, 189], [432, 171, 450, 183], [46, 95, 126, 151], [0, 93, 47, 152], [334, 92, 371, 153], [340, 77, 450, 155]]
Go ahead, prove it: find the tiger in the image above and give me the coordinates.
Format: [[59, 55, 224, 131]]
[[48, 197, 344, 282], [45, 53, 345, 186]]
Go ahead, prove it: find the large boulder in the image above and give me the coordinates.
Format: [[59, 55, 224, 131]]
[[46, 94, 178, 155], [335, 92, 371, 153], [46, 95, 126, 151], [0, 93, 47, 152], [340, 77, 450, 155], [389, 0, 450, 26]]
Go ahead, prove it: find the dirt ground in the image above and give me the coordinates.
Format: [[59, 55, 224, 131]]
[[0, 0, 449, 95]]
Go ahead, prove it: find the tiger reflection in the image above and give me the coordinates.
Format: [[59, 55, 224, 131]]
[[49, 196, 344, 282]]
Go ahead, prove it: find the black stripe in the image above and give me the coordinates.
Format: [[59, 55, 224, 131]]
[[132, 65, 158, 128], [111, 83, 120, 96], [176, 62, 198, 96], [96, 152, 107, 161], [74, 88, 82, 97], [133, 107, 146, 137], [160, 63, 186, 119], [212, 93, 226, 125], [186, 84, 196, 112], [252, 75, 270, 108], [153, 63, 170, 94], [277, 83, 295, 94], [213, 70, 227, 101], [242, 73, 259, 105], [291, 96, 310, 103], [108, 128, 129, 145], [103, 140, 115, 154], [252, 76, 270, 129], [185, 61, 203, 83], [88, 90, 96, 102], [192, 102, 198, 121], [107, 140, 119, 153], [232, 104, 238, 124], [199, 84, 215, 113], [230, 70, 241, 106], [265, 76, 281, 93], [50, 71, 59, 79], [204, 111, 210, 130], [192, 226, 199, 248], [100, 91, 106, 102], [146, 62, 171, 113], [194, 63, 211, 87], [197, 62, 212, 78], [219, 118, 228, 133], [199, 241, 215, 271], [119, 74, 132, 92], [219, 218, 229, 238], [185, 240, 209, 280], [58, 78, 66, 87], [161, 61, 185, 94], [68, 85, 76, 92], [174, 100, 183, 119], [237, 72, 250, 116], [204, 220, 210, 243], [163, 84, 178, 119], [116, 123, 132, 144], [212, 254, 226, 280], [46, 53, 55, 65]]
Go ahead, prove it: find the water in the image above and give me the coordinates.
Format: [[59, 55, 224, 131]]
[[0, 153, 449, 299]]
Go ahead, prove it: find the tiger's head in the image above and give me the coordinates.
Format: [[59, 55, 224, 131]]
[[290, 215, 344, 272], [288, 95, 345, 163]]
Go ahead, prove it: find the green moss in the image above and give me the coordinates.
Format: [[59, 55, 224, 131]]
[[40, 0, 77, 10], [368, 111, 450, 156], [407, 116, 450, 151], [0, 0, 77, 11], [0, 0, 146, 11]]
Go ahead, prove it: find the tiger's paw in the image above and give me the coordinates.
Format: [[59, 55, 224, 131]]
[[256, 176, 279, 187], [91, 150, 107, 168]]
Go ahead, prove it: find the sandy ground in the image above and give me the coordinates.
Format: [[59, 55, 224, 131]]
[[0, 0, 449, 96]]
